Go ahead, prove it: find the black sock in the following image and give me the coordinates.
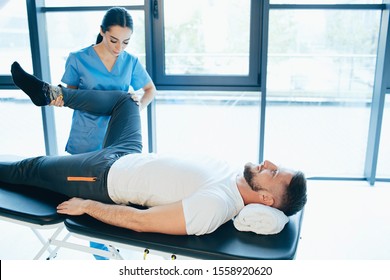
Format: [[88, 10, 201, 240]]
[[10, 62, 58, 106]]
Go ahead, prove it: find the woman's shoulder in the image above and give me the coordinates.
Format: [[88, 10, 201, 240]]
[[68, 45, 95, 58]]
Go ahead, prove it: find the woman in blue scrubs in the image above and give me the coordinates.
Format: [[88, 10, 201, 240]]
[[57, 7, 156, 154], [56, 6, 157, 259]]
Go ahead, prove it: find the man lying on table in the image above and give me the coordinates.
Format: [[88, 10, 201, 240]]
[[0, 62, 307, 236]]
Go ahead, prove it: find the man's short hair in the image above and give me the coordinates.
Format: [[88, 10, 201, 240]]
[[279, 171, 307, 216]]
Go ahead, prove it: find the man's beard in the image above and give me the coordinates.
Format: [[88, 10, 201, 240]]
[[243, 165, 257, 191]]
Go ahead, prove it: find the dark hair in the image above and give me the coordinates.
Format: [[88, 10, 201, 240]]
[[96, 7, 134, 44], [279, 171, 307, 216]]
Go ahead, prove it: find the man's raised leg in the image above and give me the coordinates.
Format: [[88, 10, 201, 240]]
[[11, 61, 132, 117]]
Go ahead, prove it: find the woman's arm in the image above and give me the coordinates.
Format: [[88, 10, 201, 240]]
[[138, 81, 157, 111], [57, 197, 187, 235]]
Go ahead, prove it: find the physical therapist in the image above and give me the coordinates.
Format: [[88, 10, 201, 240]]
[[56, 6, 156, 154]]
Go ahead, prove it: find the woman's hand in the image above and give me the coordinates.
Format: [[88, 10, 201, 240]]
[[128, 90, 141, 107], [50, 95, 64, 107]]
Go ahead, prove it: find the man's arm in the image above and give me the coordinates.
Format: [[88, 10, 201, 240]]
[[57, 198, 187, 235]]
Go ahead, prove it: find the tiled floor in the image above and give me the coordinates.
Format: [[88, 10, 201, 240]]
[[1, 180, 389, 260]]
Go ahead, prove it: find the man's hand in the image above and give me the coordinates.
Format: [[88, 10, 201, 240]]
[[57, 198, 187, 235], [57, 197, 87, 215]]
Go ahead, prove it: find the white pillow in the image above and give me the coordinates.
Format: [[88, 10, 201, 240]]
[[233, 204, 289, 235]]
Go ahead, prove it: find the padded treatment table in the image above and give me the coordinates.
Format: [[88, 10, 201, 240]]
[[64, 209, 304, 260], [0, 182, 304, 260], [0, 182, 68, 225], [0, 182, 70, 259]]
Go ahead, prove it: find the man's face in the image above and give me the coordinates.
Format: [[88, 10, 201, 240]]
[[243, 160, 294, 207]]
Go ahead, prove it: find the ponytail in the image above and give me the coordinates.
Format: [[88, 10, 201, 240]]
[[96, 33, 103, 44]]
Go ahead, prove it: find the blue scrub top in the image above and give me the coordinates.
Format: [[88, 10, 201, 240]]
[[61, 45, 151, 154]]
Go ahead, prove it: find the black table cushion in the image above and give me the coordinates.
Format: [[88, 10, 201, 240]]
[[65, 209, 304, 260], [0, 182, 68, 225]]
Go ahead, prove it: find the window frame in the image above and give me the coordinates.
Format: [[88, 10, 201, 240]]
[[151, 0, 262, 91]]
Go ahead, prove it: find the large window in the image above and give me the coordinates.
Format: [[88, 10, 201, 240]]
[[0, 0, 32, 75], [377, 96, 390, 179], [153, 0, 262, 166], [155, 90, 261, 167], [265, 8, 381, 177], [0, 0, 45, 156], [0, 90, 46, 156], [163, 0, 250, 76], [153, 0, 261, 89], [270, 0, 382, 3]]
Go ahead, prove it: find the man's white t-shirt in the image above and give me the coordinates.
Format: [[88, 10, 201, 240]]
[[107, 153, 244, 235]]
